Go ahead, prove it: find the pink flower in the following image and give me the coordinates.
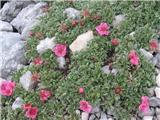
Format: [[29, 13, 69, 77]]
[[141, 96, 149, 103], [139, 103, 149, 113], [0, 81, 15, 96], [128, 50, 139, 65], [33, 57, 43, 66], [79, 87, 84, 94], [79, 100, 92, 113], [22, 103, 32, 111], [139, 96, 150, 113], [96, 22, 110, 36], [111, 38, 119, 46], [39, 90, 51, 102], [25, 107, 38, 120], [52, 44, 67, 57], [149, 39, 158, 51], [130, 57, 139, 65]]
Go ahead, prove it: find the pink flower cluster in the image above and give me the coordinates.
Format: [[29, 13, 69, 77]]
[[96, 22, 110, 36], [149, 39, 159, 51], [33, 57, 43, 66], [79, 100, 92, 113], [139, 96, 150, 113], [0, 81, 15, 96], [22, 103, 38, 120], [128, 50, 140, 65], [39, 89, 52, 102], [52, 44, 67, 57]]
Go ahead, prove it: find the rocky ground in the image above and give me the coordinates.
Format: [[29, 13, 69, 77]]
[[0, 1, 160, 120]]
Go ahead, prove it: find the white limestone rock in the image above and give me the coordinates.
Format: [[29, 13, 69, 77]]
[[156, 108, 160, 115], [112, 15, 126, 28], [37, 37, 56, 54], [81, 112, 89, 120], [12, 97, 23, 110], [0, 20, 13, 32], [69, 31, 94, 53], [20, 71, 36, 91], [155, 87, 160, 98], [100, 112, 108, 120], [156, 74, 160, 87], [140, 48, 153, 60], [64, 7, 80, 20], [57, 57, 66, 69], [143, 116, 153, 120]]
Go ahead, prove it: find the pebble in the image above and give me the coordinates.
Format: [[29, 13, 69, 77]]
[[37, 37, 55, 54], [143, 116, 153, 120], [155, 87, 160, 98], [89, 114, 96, 120], [91, 106, 100, 113], [149, 97, 160, 107], [12, 97, 23, 110], [156, 74, 160, 87], [64, 7, 80, 20], [57, 57, 66, 69], [20, 71, 36, 91], [112, 14, 126, 28], [100, 112, 108, 120], [140, 48, 153, 60], [156, 108, 160, 115], [81, 112, 89, 120], [101, 65, 111, 74], [69, 31, 94, 53]]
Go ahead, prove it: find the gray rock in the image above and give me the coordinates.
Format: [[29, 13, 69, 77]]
[[89, 114, 96, 120], [20, 71, 36, 91], [151, 57, 158, 66], [157, 115, 160, 120], [156, 74, 160, 87], [75, 110, 80, 115], [95, 112, 101, 118], [156, 108, 160, 115], [101, 65, 111, 74], [37, 37, 55, 54], [0, 32, 26, 78], [142, 116, 153, 120], [152, 54, 160, 68], [64, 7, 80, 20], [149, 97, 160, 107], [12, 97, 23, 110], [21, 22, 39, 40], [11, 2, 47, 38], [91, 106, 101, 113], [100, 112, 108, 120], [131, 117, 137, 120], [148, 87, 155, 97], [111, 68, 118, 76], [57, 57, 66, 69], [0, 20, 13, 32], [140, 49, 153, 60], [156, 68, 160, 75], [107, 118, 113, 120], [81, 112, 89, 120], [112, 14, 126, 28], [155, 87, 160, 98], [129, 31, 135, 37], [0, 0, 35, 22], [138, 108, 154, 118]]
